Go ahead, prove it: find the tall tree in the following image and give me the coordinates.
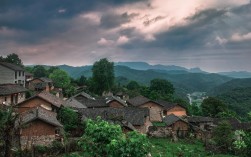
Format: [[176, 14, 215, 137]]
[[149, 78, 174, 101], [32, 65, 47, 78], [1, 53, 23, 67], [201, 97, 227, 117], [92, 58, 114, 95], [49, 69, 71, 89]]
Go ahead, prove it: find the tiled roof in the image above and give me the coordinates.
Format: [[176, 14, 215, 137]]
[[212, 118, 251, 130], [155, 100, 186, 110], [106, 96, 127, 107], [20, 107, 62, 127], [187, 116, 214, 123], [77, 107, 149, 126], [17, 91, 63, 108], [0, 62, 24, 71], [39, 77, 52, 83], [64, 98, 87, 108], [71, 91, 95, 100], [0, 84, 27, 96], [127, 95, 151, 106], [163, 114, 187, 126]]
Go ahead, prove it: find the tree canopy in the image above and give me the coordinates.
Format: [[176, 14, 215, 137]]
[[32, 65, 48, 78], [201, 97, 227, 117], [49, 69, 71, 88], [0, 53, 23, 67], [92, 58, 114, 95]]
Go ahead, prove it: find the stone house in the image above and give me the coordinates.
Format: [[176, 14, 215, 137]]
[[0, 84, 27, 106], [0, 62, 26, 87], [28, 77, 54, 92], [127, 96, 164, 122], [163, 114, 189, 137], [77, 107, 152, 134], [16, 91, 64, 113], [18, 107, 62, 149], [155, 100, 187, 117]]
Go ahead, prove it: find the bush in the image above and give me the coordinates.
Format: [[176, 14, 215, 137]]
[[78, 117, 150, 157]]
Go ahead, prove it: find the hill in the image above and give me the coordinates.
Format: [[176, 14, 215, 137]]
[[218, 71, 251, 78], [56, 64, 232, 99], [209, 78, 251, 116]]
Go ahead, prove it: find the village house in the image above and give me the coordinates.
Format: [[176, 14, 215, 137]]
[[127, 96, 164, 122], [16, 91, 64, 113], [155, 100, 187, 117], [28, 77, 54, 92], [77, 107, 152, 134], [187, 116, 214, 131], [0, 62, 26, 87], [0, 84, 27, 106], [18, 107, 62, 149], [105, 96, 127, 108], [163, 114, 189, 138]]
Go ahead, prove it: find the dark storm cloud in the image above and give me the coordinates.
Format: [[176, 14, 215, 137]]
[[0, 0, 145, 44], [100, 12, 139, 29]]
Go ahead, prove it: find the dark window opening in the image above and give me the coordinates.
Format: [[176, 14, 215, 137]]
[[15, 72, 17, 79]]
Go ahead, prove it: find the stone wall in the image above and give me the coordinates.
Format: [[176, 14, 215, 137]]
[[140, 102, 163, 122], [20, 135, 56, 150], [148, 126, 172, 137]]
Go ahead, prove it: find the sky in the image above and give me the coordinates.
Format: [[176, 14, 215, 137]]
[[0, 0, 251, 72]]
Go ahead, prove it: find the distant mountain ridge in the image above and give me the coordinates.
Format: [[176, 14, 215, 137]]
[[115, 62, 207, 73]]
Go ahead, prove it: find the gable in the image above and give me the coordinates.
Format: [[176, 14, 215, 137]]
[[18, 97, 53, 113]]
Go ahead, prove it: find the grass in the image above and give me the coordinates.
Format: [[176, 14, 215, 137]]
[[149, 137, 237, 157]]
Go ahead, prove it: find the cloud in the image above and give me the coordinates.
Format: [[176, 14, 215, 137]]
[[117, 35, 129, 45], [97, 38, 115, 46], [231, 32, 251, 42]]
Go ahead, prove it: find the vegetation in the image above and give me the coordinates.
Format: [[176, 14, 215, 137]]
[[92, 58, 115, 95], [0, 53, 23, 67], [201, 97, 227, 117], [78, 117, 150, 157], [58, 107, 79, 133], [149, 138, 236, 157]]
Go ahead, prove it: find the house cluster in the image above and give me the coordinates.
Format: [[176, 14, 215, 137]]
[[1, 62, 251, 149]]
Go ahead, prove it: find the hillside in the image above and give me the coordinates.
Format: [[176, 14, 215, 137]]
[[218, 71, 251, 78], [209, 78, 251, 116], [56, 65, 232, 99]]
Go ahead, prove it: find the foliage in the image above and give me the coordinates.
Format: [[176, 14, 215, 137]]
[[49, 69, 71, 88], [77, 75, 87, 86], [32, 65, 48, 78], [0, 106, 19, 157], [107, 131, 150, 157], [188, 103, 202, 116], [92, 58, 115, 95], [149, 137, 236, 157], [212, 121, 233, 153], [78, 118, 150, 157], [0, 53, 23, 67], [150, 78, 174, 99], [126, 81, 140, 90], [201, 97, 227, 117], [58, 107, 79, 133], [243, 132, 251, 156]]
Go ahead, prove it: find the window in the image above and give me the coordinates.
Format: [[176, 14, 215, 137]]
[[19, 71, 21, 77], [5, 97, 7, 101], [15, 72, 17, 79], [23, 71, 24, 76]]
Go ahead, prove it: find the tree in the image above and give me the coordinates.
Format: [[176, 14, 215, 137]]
[[3, 53, 23, 67], [201, 97, 227, 117], [33, 65, 47, 78], [212, 121, 233, 153], [0, 106, 19, 157], [78, 118, 150, 157], [126, 81, 140, 90], [148, 78, 174, 101], [49, 69, 71, 89], [47, 66, 59, 75], [78, 75, 87, 86], [92, 58, 114, 95], [58, 107, 79, 133]]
